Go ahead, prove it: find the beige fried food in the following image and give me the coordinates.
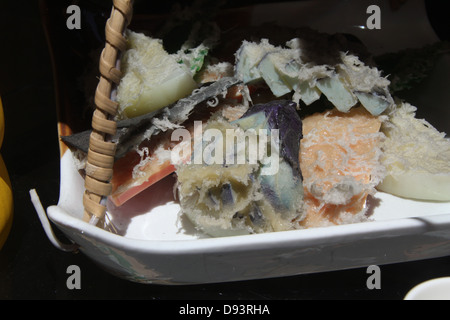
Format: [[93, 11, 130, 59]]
[[299, 106, 386, 228], [378, 101, 450, 201]]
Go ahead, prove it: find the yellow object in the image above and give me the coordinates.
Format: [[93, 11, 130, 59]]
[[0, 97, 13, 249], [0, 96, 4, 147]]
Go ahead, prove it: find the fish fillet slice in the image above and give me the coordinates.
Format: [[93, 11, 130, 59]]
[[299, 106, 385, 228]]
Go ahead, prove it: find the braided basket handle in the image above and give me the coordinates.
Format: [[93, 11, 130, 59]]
[[83, 0, 133, 225]]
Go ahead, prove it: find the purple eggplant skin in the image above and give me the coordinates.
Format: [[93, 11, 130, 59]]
[[221, 183, 235, 206], [232, 100, 304, 214], [236, 100, 303, 178]]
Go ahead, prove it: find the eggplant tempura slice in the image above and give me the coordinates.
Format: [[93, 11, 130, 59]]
[[176, 100, 304, 236]]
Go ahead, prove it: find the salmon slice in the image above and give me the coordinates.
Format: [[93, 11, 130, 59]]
[[109, 100, 249, 207], [110, 129, 180, 207], [299, 106, 385, 228], [111, 157, 176, 207]]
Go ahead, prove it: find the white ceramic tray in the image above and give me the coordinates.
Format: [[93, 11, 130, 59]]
[[36, 0, 450, 284], [44, 149, 450, 284]]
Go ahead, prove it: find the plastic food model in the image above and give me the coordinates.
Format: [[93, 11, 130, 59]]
[[62, 24, 450, 238]]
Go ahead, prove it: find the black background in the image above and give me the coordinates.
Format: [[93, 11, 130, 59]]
[[0, 0, 449, 300]]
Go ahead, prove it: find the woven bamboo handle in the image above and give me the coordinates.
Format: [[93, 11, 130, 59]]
[[83, 0, 133, 225]]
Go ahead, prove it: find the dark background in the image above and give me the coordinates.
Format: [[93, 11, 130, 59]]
[[0, 0, 449, 300]]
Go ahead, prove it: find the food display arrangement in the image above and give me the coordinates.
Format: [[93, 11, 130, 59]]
[[35, 0, 450, 284]]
